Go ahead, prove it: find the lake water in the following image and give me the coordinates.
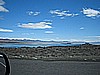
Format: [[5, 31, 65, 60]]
[[10, 59, 100, 75], [0, 43, 80, 48], [0, 42, 100, 48]]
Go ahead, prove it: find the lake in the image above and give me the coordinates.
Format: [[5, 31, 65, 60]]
[[0, 43, 80, 48], [10, 59, 100, 75]]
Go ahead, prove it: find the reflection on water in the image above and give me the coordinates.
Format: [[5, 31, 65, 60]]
[[10, 59, 100, 75]]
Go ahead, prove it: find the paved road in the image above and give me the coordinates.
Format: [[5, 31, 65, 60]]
[[0, 57, 6, 75], [10, 59, 100, 75]]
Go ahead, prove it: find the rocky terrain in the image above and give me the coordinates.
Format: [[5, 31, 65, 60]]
[[0, 43, 100, 61]]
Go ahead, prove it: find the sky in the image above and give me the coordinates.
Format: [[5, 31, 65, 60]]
[[0, 0, 100, 42]]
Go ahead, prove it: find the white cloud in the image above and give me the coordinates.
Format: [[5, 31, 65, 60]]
[[27, 11, 34, 15], [0, 28, 13, 32], [33, 12, 40, 16], [0, 0, 9, 12], [69, 39, 87, 42], [45, 31, 54, 34], [82, 8, 100, 18], [0, 0, 5, 5], [0, 6, 9, 12], [84, 36, 100, 42], [18, 22, 52, 29], [80, 27, 84, 30], [27, 11, 40, 16], [50, 10, 78, 18]]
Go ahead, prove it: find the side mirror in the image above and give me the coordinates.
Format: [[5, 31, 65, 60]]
[[0, 53, 10, 75]]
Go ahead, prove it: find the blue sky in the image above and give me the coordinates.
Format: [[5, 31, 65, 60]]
[[0, 0, 100, 42]]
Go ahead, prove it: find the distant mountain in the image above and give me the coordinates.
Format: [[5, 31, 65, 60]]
[[0, 38, 100, 45], [0, 38, 69, 44]]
